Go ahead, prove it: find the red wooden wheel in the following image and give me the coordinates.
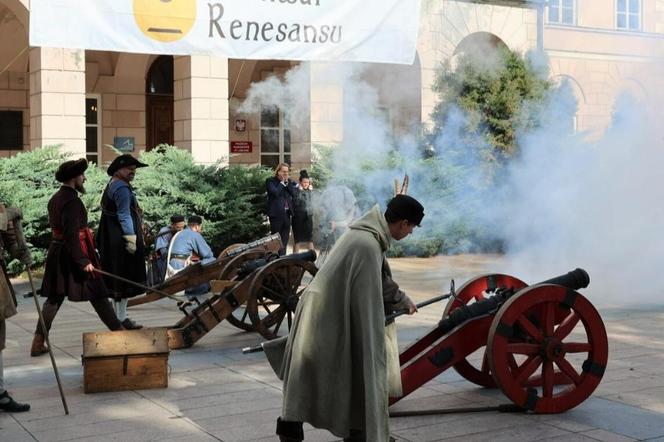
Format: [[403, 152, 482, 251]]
[[487, 285, 608, 413], [442, 274, 528, 387]]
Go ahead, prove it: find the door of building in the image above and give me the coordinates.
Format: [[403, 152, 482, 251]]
[[146, 55, 174, 150], [147, 95, 173, 149]]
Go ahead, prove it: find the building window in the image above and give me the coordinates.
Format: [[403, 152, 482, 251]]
[[548, 0, 575, 25], [0, 111, 23, 150], [85, 95, 101, 164], [260, 105, 291, 169], [617, 0, 641, 30]]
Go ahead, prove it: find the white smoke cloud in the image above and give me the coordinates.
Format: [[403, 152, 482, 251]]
[[498, 91, 664, 305], [239, 55, 664, 306]]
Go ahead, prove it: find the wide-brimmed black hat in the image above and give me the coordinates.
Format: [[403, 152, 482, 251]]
[[386, 194, 425, 227], [55, 158, 88, 183], [107, 154, 148, 176]]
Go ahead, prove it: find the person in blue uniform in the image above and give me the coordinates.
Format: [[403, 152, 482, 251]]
[[168, 216, 215, 300], [96, 154, 148, 330], [153, 215, 185, 284]]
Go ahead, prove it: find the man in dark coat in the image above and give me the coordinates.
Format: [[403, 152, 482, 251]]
[[266, 163, 298, 255], [97, 154, 148, 330], [31, 159, 123, 357]]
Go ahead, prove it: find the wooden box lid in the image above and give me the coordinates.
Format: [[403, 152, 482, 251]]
[[83, 327, 169, 358]]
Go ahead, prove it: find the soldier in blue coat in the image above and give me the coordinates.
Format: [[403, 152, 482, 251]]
[[168, 216, 215, 300], [152, 215, 185, 284], [97, 154, 148, 330]]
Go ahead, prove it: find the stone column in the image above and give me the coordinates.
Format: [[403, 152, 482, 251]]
[[29, 47, 86, 155], [174, 55, 229, 165]]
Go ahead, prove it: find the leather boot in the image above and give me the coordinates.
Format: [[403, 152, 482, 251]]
[[0, 391, 30, 412], [343, 430, 396, 442], [121, 318, 143, 330], [30, 334, 48, 357], [276, 417, 303, 442]]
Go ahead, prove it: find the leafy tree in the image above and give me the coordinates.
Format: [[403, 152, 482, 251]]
[[430, 48, 552, 162]]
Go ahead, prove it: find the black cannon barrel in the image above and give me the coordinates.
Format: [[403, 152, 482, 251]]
[[237, 249, 317, 279], [284, 250, 317, 262], [536, 268, 589, 290], [437, 268, 590, 334]]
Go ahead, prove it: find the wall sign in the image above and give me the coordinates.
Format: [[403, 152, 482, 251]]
[[230, 141, 253, 153], [114, 136, 135, 152], [235, 119, 247, 132]]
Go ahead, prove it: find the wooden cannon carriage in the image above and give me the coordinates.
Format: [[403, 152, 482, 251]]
[[126, 234, 318, 349], [168, 249, 317, 349], [391, 268, 608, 413]]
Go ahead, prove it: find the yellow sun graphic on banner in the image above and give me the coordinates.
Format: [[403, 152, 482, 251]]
[[133, 0, 196, 42]]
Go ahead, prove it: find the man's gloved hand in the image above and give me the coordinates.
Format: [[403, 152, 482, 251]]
[[17, 248, 33, 267], [123, 235, 137, 254]]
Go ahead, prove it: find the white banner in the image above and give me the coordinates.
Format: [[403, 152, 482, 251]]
[[30, 0, 421, 64]]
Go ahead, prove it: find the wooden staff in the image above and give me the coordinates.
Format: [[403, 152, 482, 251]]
[[92, 268, 181, 301], [26, 268, 69, 415]]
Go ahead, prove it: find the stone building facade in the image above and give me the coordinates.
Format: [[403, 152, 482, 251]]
[[0, 0, 662, 165]]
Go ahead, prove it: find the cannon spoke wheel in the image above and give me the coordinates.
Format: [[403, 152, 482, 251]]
[[247, 258, 318, 340], [442, 274, 528, 388], [217, 247, 270, 332], [487, 285, 608, 413]]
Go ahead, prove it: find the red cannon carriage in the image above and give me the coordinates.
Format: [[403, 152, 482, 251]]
[[392, 268, 608, 414]]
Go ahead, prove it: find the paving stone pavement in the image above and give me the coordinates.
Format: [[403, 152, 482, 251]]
[[1, 254, 663, 441]]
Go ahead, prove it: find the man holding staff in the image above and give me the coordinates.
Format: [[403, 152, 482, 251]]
[[97, 154, 149, 329], [30, 159, 124, 357]]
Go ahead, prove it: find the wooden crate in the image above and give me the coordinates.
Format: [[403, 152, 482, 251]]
[[82, 328, 169, 394]]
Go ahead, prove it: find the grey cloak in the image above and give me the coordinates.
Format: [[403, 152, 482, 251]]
[[264, 205, 402, 441]]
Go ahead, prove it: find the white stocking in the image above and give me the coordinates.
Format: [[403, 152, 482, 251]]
[[114, 299, 128, 321]]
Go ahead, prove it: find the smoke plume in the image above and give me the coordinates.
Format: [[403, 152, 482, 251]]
[[240, 55, 664, 306]]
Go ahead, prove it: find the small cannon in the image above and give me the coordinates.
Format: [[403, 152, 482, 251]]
[[122, 234, 317, 347], [167, 249, 317, 348], [128, 234, 283, 307], [392, 268, 608, 414]]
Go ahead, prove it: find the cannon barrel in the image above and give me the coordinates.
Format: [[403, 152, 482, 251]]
[[438, 268, 590, 334], [536, 268, 589, 290], [284, 249, 317, 263], [237, 249, 317, 279]]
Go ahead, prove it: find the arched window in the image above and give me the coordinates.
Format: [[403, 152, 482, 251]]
[[146, 55, 174, 95], [146, 56, 174, 150]]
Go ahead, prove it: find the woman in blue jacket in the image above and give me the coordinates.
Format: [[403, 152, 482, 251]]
[[266, 163, 298, 255]]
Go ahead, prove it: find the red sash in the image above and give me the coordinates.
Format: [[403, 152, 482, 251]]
[[52, 227, 101, 277]]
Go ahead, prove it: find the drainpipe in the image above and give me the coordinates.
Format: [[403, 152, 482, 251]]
[[537, 0, 546, 53]]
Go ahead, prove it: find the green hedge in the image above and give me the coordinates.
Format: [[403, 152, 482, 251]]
[[0, 146, 271, 274]]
